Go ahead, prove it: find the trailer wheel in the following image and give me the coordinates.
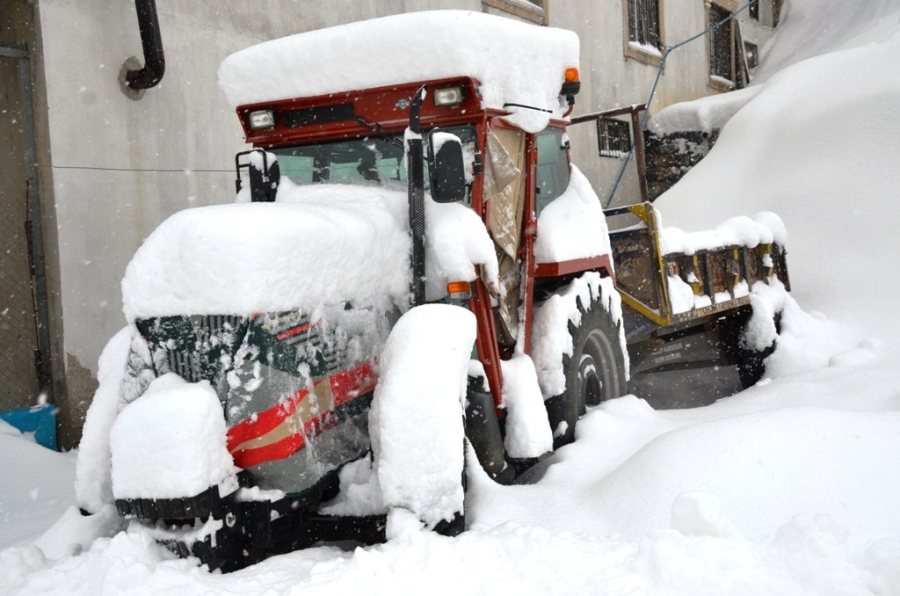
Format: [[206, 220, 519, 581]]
[[554, 292, 627, 449], [723, 309, 781, 389]]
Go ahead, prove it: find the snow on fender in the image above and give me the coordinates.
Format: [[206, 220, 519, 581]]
[[109, 374, 239, 501], [369, 304, 475, 530]]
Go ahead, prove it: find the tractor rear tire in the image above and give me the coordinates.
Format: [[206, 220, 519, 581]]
[[554, 290, 627, 449]]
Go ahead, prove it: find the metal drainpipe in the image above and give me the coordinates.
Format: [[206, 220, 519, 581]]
[[125, 0, 165, 91]]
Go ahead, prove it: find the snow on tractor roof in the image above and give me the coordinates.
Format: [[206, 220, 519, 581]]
[[217, 10, 580, 133]]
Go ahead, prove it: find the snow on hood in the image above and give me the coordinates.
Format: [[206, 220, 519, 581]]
[[122, 184, 498, 321], [534, 166, 612, 263], [217, 10, 579, 133]]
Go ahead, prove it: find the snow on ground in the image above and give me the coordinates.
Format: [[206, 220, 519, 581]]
[[3, 1, 900, 593]]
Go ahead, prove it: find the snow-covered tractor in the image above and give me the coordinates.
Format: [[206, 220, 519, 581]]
[[76, 11, 789, 571]]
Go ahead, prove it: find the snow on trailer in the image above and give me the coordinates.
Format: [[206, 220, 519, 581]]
[[606, 202, 790, 392]]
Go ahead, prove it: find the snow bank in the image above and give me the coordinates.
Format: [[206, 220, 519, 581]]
[[534, 166, 612, 263], [369, 304, 474, 528], [109, 374, 238, 500], [0, 426, 77, 550], [218, 11, 579, 133], [751, 0, 900, 84], [123, 184, 498, 320], [652, 1, 900, 338]]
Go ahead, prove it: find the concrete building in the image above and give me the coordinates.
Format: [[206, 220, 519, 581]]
[[0, 0, 778, 447]]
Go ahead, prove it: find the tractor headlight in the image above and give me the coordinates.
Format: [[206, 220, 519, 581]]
[[434, 86, 464, 107], [248, 110, 275, 130]]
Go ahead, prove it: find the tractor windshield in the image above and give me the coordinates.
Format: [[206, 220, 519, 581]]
[[270, 125, 477, 201]]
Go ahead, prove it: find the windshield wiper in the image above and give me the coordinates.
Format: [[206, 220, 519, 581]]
[[353, 116, 404, 150]]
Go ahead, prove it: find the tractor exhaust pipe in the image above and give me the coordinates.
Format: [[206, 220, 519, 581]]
[[407, 86, 427, 307]]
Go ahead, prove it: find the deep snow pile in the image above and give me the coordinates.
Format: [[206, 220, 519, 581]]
[[3, 1, 900, 593], [3, 308, 899, 594], [650, 0, 900, 340]]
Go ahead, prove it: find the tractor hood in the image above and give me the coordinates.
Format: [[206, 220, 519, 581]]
[[122, 183, 498, 322]]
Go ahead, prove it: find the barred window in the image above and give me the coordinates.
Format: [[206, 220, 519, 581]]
[[709, 3, 734, 84], [628, 0, 662, 50], [745, 42, 759, 70], [598, 119, 631, 159]]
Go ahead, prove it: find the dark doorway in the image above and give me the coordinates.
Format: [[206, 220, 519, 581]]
[[1, 4, 48, 413]]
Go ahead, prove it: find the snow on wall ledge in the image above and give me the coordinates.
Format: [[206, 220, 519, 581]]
[[217, 10, 579, 133], [648, 87, 761, 136]]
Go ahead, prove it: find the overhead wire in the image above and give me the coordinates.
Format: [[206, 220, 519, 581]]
[[604, 0, 758, 207]]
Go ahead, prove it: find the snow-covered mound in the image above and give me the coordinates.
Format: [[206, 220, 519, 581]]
[[651, 0, 900, 338], [218, 10, 579, 133], [122, 184, 497, 321]]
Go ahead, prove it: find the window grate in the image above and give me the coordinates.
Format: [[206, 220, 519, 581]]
[[709, 3, 734, 83], [628, 0, 662, 50], [598, 119, 631, 159]]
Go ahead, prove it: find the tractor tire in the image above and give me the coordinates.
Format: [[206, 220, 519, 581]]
[[723, 309, 780, 389], [554, 289, 627, 449]]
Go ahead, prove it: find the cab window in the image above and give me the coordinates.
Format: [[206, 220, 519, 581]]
[[535, 128, 571, 216]]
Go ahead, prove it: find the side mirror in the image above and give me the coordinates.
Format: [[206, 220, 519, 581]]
[[427, 131, 467, 203], [236, 149, 280, 202]]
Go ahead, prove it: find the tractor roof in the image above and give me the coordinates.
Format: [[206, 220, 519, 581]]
[[218, 10, 579, 133]]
